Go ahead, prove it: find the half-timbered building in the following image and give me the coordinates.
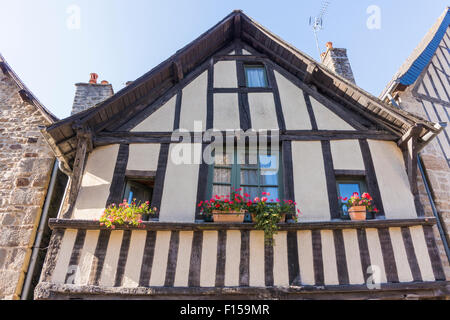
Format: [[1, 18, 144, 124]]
[[36, 11, 449, 299]]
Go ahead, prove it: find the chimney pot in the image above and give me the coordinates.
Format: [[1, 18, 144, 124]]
[[89, 73, 99, 84], [100, 80, 109, 85], [326, 42, 333, 49]]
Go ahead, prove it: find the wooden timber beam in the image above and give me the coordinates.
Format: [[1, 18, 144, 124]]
[[62, 127, 92, 218], [399, 125, 424, 216]]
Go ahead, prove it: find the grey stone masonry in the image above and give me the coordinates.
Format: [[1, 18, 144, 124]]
[[321, 47, 356, 84], [71, 83, 114, 115], [0, 65, 55, 299]]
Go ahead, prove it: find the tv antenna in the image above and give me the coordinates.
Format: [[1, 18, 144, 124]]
[[309, 0, 331, 60]]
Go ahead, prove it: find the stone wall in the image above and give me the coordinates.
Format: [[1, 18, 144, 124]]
[[0, 68, 55, 299]]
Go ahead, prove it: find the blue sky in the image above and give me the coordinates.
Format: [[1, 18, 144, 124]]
[[0, 0, 448, 119]]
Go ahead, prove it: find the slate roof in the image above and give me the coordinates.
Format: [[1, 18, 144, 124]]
[[381, 7, 450, 97]]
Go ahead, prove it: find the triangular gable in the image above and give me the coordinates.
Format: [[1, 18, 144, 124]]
[[44, 10, 440, 169], [126, 40, 366, 133]]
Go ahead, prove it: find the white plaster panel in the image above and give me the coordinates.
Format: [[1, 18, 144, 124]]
[[214, 61, 237, 88], [310, 96, 355, 130], [368, 140, 417, 219], [73, 145, 119, 220], [274, 70, 312, 130], [292, 141, 330, 221], [159, 143, 201, 222], [131, 95, 176, 132], [330, 139, 365, 170], [127, 144, 161, 171], [248, 92, 279, 130], [213, 93, 240, 130], [179, 71, 207, 131]]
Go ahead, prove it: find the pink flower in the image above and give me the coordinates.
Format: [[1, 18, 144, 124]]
[[254, 197, 260, 202], [261, 197, 268, 202]]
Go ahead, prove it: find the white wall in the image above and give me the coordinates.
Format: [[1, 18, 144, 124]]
[[127, 144, 161, 171], [368, 140, 417, 219], [158, 143, 201, 222], [274, 70, 312, 130], [292, 141, 330, 221], [73, 145, 119, 220], [131, 95, 176, 132], [179, 71, 208, 131]]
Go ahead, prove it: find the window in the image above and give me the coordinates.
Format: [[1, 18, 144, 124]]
[[208, 148, 282, 201], [336, 177, 368, 219], [244, 64, 268, 88], [123, 178, 154, 205]]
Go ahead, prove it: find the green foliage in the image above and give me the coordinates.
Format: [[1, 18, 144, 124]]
[[99, 199, 157, 229]]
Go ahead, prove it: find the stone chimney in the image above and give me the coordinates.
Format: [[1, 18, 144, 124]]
[[320, 42, 356, 84], [71, 73, 114, 115]]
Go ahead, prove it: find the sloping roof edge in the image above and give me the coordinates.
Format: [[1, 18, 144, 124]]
[[381, 7, 450, 98], [0, 52, 58, 123]]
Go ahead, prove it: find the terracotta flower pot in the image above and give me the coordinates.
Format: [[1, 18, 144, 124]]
[[348, 206, 366, 221], [212, 210, 246, 223], [251, 213, 287, 223]]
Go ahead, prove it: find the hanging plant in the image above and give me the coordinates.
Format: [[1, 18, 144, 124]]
[[100, 199, 157, 229], [248, 193, 299, 246]]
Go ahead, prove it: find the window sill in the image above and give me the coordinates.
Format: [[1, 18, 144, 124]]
[[48, 217, 436, 231]]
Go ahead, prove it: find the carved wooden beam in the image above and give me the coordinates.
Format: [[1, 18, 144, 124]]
[[173, 60, 184, 83], [303, 62, 318, 84], [399, 125, 425, 216], [62, 128, 91, 218]]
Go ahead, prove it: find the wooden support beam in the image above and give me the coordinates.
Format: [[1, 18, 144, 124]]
[[303, 62, 318, 85], [62, 133, 89, 218], [400, 125, 424, 216], [234, 13, 241, 39], [173, 60, 184, 82]]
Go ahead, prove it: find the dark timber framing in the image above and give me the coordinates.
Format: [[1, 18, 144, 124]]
[[164, 231, 180, 287], [151, 143, 170, 215], [286, 231, 301, 285], [333, 229, 350, 285], [114, 230, 131, 287], [239, 230, 250, 287], [311, 230, 324, 286], [64, 229, 86, 284], [359, 139, 386, 218], [139, 231, 157, 286], [106, 144, 129, 206], [377, 228, 400, 283], [88, 229, 110, 286], [188, 231, 203, 287], [321, 140, 340, 219]]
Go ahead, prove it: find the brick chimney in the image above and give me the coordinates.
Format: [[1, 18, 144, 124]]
[[320, 42, 356, 84], [71, 73, 114, 115]]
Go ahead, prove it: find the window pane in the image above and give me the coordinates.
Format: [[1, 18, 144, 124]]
[[245, 67, 267, 88], [124, 180, 153, 205], [261, 187, 279, 202], [213, 184, 231, 197], [215, 152, 233, 166], [240, 169, 258, 185], [242, 186, 259, 200], [338, 183, 361, 216], [338, 183, 361, 200], [213, 168, 231, 184]]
